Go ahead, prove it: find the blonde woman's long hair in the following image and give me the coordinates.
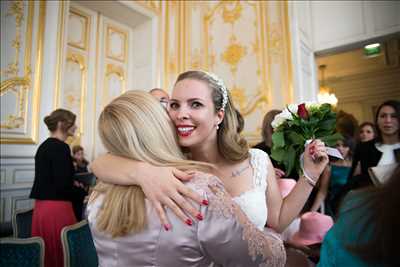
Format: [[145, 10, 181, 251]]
[[94, 90, 211, 237]]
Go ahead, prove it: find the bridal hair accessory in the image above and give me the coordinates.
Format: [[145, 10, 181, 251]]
[[202, 70, 228, 111]]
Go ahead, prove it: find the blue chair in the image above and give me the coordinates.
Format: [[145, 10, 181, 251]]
[[61, 220, 98, 267], [0, 237, 44, 267], [12, 208, 33, 238]]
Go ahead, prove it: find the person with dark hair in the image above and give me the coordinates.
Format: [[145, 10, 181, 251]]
[[71, 145, 90, 220], [345, 100, 400, 191], [72, 145, 89, 173], [358, 122, 376, 143], [308, 135, 355, 217], [318, 164, 400, 267], [336, 110, 359, 139], [253, 109, 291, 178], [253, 109, 281, 155], [30, 109, 86, 267]]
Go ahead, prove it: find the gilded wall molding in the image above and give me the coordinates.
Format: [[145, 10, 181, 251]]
[[135, 1, 161, 15], [106, 24, 128, 63], [67, 7, 90, 51], [0, 1, 46, 144], [64, 50, 87, 139], [102, 63, 126, 107]]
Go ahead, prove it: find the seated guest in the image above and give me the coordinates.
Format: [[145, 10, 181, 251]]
[[253, 109, 290, 178], [87, 90, 286, 266], [358, 122, 376, 143], [71, 145, 90, 220], [72, 145, 89, 173], [318, 164, 400, 267], [325, 136, 354, 217], [336, 110, 359, 139]]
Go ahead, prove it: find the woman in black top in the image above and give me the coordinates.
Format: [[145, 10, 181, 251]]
[[30, 109, 85, 267], [344, 100, 400, 193]]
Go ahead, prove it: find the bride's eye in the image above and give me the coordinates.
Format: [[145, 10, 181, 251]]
[[169, 102, 179, 110], [191, 101, 203, 109]]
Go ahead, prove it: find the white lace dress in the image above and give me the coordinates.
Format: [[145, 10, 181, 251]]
[[233, 148, 269, 230]]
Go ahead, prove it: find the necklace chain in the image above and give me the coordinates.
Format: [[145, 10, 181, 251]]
[[231, 164, 250, 178]]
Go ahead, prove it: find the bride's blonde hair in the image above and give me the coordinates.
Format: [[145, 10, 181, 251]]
[[94, 90, 211, 237]]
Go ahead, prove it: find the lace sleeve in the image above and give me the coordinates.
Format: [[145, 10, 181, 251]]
[[193, 174, 286, 267]]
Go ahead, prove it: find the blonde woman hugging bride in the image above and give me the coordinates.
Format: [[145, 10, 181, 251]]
[[88, 90, 286, 266], [91, 70, 329, 235]]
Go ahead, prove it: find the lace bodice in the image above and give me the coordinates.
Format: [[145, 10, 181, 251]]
[[233, 149, 269, 230]]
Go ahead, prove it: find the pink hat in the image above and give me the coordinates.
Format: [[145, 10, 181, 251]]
[[278, 179, 296, 198], [289, 212, 333, 246]]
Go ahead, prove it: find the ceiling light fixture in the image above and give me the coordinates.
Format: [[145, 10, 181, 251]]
[[317, 65, 338, 107]]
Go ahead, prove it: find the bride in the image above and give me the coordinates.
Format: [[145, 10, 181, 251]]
[[91, 70, 329, 232]]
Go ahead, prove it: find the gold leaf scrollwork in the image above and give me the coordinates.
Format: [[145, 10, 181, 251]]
[[106, 64, 124, 80], [230, 85, 268, 116], [221, 41, 247, 74], [0, 78, 30, 129], [190, 49, 201, 69], [1, 0, 24, 78], [222, 2, 243, 24], [1, 115, 25, 129], [230, 85, 247, 111], [269, 23, 283, 60]]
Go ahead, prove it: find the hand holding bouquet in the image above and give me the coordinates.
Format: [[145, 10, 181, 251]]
[[271, 102, 341, 177]]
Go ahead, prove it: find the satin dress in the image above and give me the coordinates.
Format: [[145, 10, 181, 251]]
[[87, 171, 285, 267]]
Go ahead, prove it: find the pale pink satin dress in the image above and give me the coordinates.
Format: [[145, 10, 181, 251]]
[[87, 173, 286, 267]]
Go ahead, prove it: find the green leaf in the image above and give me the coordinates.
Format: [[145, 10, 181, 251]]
[[271, 147, 285, 162], [318, 118, 336, 131], [320, 132, 343, 146], [272, 131, 285, 148], [283, 146, 296, 176], [287, 131, 305, 146]]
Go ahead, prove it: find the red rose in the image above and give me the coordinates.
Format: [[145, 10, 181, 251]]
[[297, 103, 309, 119]]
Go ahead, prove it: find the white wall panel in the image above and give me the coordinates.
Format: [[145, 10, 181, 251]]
[[311, 1, 400, 52]]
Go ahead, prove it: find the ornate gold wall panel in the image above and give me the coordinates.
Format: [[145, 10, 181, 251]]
[[67, 7, 89, 50], [106, 24, 128, 63], [56, 5, 91, 147], [0, 0, 46, 144], [102, 63, 126, 106], [102, 20, 129, 107], [162, 1, 293, 143]]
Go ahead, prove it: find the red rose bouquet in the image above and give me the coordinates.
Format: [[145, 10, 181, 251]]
[[271, 102, 341, 176]]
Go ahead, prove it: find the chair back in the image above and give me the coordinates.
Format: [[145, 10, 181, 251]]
[[0, 237, 44, 267], [61, 220, 98, 267], [12, 208, 33, 238]]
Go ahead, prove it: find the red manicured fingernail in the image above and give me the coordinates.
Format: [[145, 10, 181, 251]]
[[164, 224, 171, 231], [185, 219, 193, 226], [202, 199, 209, 205], [196, 213, 203, 220]]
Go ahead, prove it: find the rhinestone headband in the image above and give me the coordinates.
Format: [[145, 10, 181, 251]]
[[202, 70, 228, 111]]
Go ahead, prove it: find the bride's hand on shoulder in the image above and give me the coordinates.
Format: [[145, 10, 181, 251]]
[[303, 139, 329, 181], [139, 164, 208, 229]]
